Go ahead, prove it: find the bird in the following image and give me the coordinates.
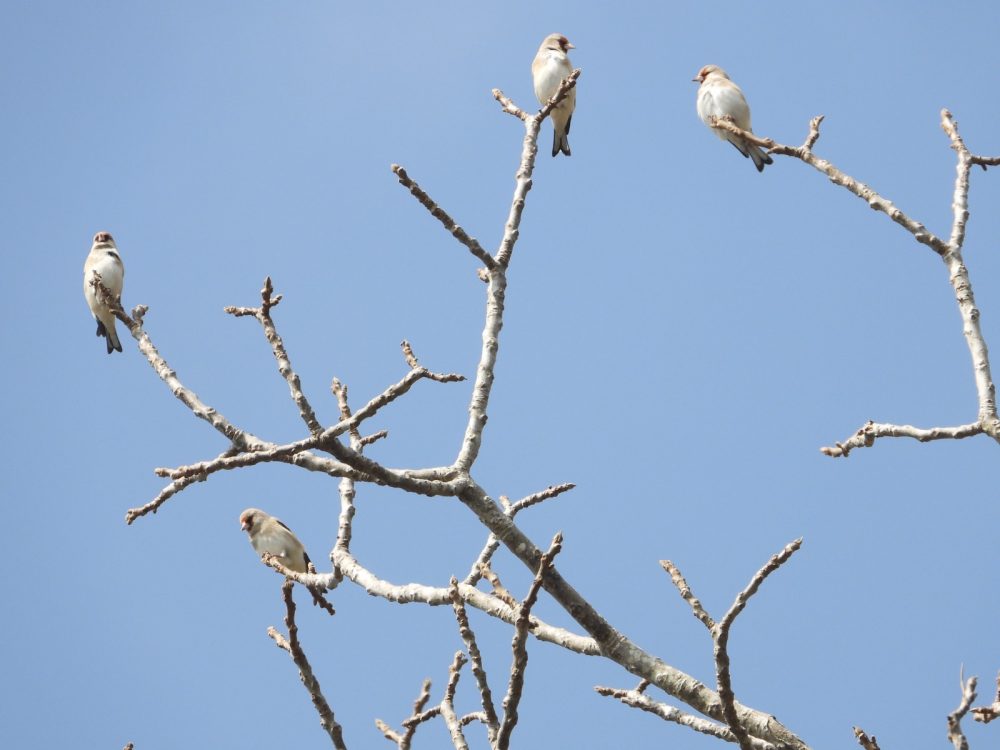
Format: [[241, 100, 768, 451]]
[[240, 507, 336, 614], [83, 231, 125, 353], [532, 33, 576, 157], [239, 508, 311, 573], [693, 65, 773, 172]]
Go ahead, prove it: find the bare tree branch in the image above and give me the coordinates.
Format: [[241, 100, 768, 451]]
[[709, 115, 948, 255], [225, 276, 323, 436], [595, 686, 777, 750], [478, 563, 517, 609], [267, 580, 347, 749], [91, 276, 270, 453], [660, 558, 716, 631], [853, 726, 881, 750], [449, 578, 500, 743], [260, 553, 336, 615], [820, 420, 983, 458], [376, 679, 433, 750], [333, 545, 598, 654], [710, 111, 1000, 454], [440, 652, 470, 750], [391, 165, 496, 270], [496, 532, 562, 750], [972, 670, 1000, 724], [713, 539, 803, 750], [464, 483, 574, 587], [452, 71, 581, 474], [947, 670, 977, 750], [456, 480, 808, 748]]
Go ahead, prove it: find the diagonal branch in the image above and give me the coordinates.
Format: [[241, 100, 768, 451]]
[[375, 679, 433, 750], [391, 165, 496, 269], [709, 115, 949, 255], [947, 670, 978, 750], [464, 483, 575, 586], [267, 580, 347, 749], [496, 532, 562, 750], [660, 559, 715, 631], [125, 344, 465, 522], [711, 110, 1000, 453], [333, 544, 598, 654], [595, 686, 777, 750], [440, 652, 470, 750], [449, 578, 500, 743], [853, 727, 881, 750], [492, 69, 580, 271], [453, 72, 581, 473], [225, 276, 323, 436], [456, 480, 809, 749], [972, 670, 1000, 724], [713, 539, 803, 750], [91, 278, 269, 453], [260, 554, 336, 615]]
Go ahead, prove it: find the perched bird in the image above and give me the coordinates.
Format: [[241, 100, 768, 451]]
[[532, 33, 576, 157], [239, 508, 311, 573], [693, 65, 773, 172], [82, 231, 125, 353]]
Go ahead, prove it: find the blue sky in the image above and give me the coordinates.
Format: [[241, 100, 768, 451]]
[[3, 1, 1000, 748]]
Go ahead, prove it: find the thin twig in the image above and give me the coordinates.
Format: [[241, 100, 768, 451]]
[[479, 564, 517, 609], [947, 670, 978, 750], [853, 726, 881, 750], [391, 165, 496, 269], [464, 483, 574, 586], [224, 276, 323, 436], [595, 686, 777, 750], [267, 580, 347, 749], [496, 533, 562, 750], [332, 546, 598, 653], [449, 578, 500, 743], [971, 670, 1000, 724], [91, 277, 269, 454], [820, 420, 983, 458], [710, 115, 949, 255], [440, 652, 470, 750], [660, 559, 715, 631], [260, 554, 336, 615], [376, 679, 433, 750], [713, 539, 803, 750]]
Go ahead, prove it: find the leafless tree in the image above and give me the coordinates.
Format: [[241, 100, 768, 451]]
[[95, 66, 998, 749]]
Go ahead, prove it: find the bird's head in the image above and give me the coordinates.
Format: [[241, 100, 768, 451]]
[[543, 33, 574, 53], [92, 231, 115, 247], [239, 508, 262, 534], [693, 65, 728, 83]]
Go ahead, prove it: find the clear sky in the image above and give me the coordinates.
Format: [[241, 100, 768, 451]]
[[3, 1, 999, 748]]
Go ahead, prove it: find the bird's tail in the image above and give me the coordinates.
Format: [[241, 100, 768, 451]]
[[749, 144, 773, 172], [102, 320, 123, 354], [552, 129, 571, 157]]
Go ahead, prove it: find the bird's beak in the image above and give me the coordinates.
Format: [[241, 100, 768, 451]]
[[240, 520, 250, 532], [566, 42, 575, 49], [691, 75, 701, 82]]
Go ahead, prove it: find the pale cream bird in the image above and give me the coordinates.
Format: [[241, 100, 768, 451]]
[[240, 507, 336, 614], [693, 65, 773, 172], [239, 508, 311, 573], [532, 33, 576, 157], [83, 231, 125, 353]]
